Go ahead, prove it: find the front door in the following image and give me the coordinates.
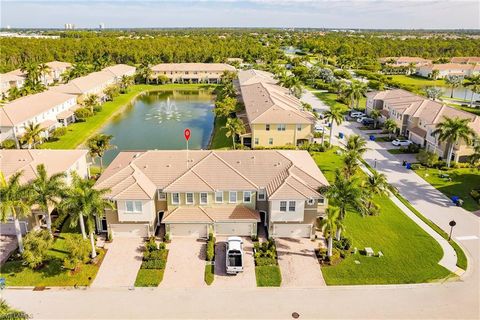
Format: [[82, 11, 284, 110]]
[[157, 211, 164, 226]]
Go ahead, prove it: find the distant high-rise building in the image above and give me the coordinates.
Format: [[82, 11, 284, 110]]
[[99, 23, 105, 29], [64, 23, 75, 30]]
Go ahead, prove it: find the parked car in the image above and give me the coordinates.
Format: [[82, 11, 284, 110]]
[[350, 111, 365, 118], [392, 139, 413, 146], [360, 118, 374, 125], [226, 236, 243, 275], [356, 116, 371, 123], [314, 124, 325, 132]]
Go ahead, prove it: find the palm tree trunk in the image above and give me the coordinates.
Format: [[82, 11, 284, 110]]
[[79, 213, 87, 239], [100, 157, 104, 172], [335, 228, 342, 241], [45, 210, 52, 233], [232, 135, 236, 150], [446, 143, 454, 168], [327, 236, 333, 257], [13, 213, 24, 253], [329, 122, 334, 145], [90, 232, 97, 258], [451, 87, 454, 99], [470, 91, 475, 108]]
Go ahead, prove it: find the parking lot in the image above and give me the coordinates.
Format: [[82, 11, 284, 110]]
[[212, 237, 256, 288]]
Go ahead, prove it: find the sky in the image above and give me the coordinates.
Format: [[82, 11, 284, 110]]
[[1, 0, 479, 29]]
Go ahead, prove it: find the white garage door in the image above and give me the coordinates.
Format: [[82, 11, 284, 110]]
[[169, 223, 207, 238], [0, 222, 28, 236], [215, 223, 253, 236], [111, 224, 149, 238], [273, 224, 311, 238]]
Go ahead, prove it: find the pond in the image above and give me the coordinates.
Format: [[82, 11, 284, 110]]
[[101, 89, 215, 165]]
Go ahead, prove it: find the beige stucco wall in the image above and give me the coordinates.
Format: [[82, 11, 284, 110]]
[[252, 123, 313, 147], [116, 199, 156, 223], [166, 191, 257, 209]]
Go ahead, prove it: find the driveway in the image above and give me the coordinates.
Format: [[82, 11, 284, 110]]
[[276, 238, 326, 287], [92, 237, 144, 288], [161, 238, 206, 288], [0, 236, 17, 265], [212, 237, 256, 288]]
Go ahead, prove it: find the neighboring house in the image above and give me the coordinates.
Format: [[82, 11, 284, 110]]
[[416, 63, 480, 78], [150, 63, 236, 84], [94, 150, 329, 239], [0, 90, 78, 145], [0, 69, 26, 97], [51, 64, 136, 103], [43, 61, 72, 85], [366, 89, 480, 162], [0, 149, 89, 235], [450, 57, 480, 64], [379, 57, 432, 67], [236, 70, 316, 148]]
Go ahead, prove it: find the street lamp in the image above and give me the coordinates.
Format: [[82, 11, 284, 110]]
[[374, 159, 377, 169], [448, 220, 456, 241]]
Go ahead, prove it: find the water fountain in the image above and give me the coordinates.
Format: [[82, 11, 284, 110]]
[[145, 97, 191, 123]]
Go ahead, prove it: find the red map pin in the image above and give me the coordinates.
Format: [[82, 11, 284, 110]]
[[184, 128, 191, 141]]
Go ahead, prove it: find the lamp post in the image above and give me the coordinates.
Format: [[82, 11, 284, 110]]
[[448, 220, 456, 241], [374, 159, 377, 169]]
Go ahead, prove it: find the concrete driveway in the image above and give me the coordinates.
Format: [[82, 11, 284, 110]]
[[0, 236, 17, 265], [92, 237, 144, 288], [161, 238, 206, 288], [212, 237, 256, 288], [276, 238, 325, 287]]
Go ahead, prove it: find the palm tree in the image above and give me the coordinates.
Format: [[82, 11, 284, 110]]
[[342, 151, 360, 179], [138, 61, 153, 84], [20, 62, 39, 83], [87, 134, 114, 170], [318, 207, 344, 257], [407, 62, 416, 75], [30, 164, 66, 233], [60, 173, 112, 258], [324, 106, 344, 145], [370, 109, 381, 129], [280, 76, 303, 98], [83, 94, 99, 113], [432, 117, 477, 168], [37, 63, 51, 84], [464, 75, 480, 108], [214, 96, 237, 118], [425, 87, 443, 101], [7, 86, 22, 100], [327, 170, 366, 221], [346, 134, 368, 156], [119, 75, 134, 92], [224, 117, 245, 150], [221, 82, 236, 98], [344, 81, 367, 109], [20, 122, 45, 149], [363, 171, 388, 215], [431, 69, 440, 80], [0, 172, 31, 253], [469, 143, 480, 169], [445, 75, 463, 99], [383, 119, 398, 139]]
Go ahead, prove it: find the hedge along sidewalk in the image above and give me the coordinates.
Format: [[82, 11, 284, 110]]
[[41, 84, 212, 150], [359, 162, 460, 274]]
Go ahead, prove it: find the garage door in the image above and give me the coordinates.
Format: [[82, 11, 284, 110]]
[[0, 222, 28, 236], [169, 223, 207, 238], [273, 224, 311, 238], [215, 222, 253, 236], [111, 224, 149, 238]]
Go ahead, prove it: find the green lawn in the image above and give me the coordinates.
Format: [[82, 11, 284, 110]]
[[388, 75, 447, 87], [134, 269, 165, 287], [210, 116, 232, 149], [313, 91, 366, 111], [414, 167, 480, 212], [204, 264, 214, 285], [255, 266, 282, 287], [313, 148, 452, 285], [445, 103, 480, 116], [41, 84, 215, 149], [0, 217, 104, 287]]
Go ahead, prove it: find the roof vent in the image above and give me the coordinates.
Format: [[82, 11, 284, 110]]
[[144, 165, 148, 169], [133, 153, 141, 158], [166, 164, 171, 167], [237, 160, 241, 164]]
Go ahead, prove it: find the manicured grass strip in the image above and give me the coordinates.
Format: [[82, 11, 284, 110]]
[[388, 75, 446, 87], [414, 167, 480, 212], [41, 84, 214, 150], [0, 217, 104, 287], [255, 265, 281, 287], [446, 103, 480, 116], [204, 264, 214, 285], [312, 91, 365, 111], [134, 269, 165, 287], [387, 149, 417, 155], [210, 115, 231, 149]]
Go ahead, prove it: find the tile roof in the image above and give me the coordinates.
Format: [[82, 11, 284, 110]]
[[450, 57, 480, 64], [151, 63, 236, 72], [237, 69, 277, 86], [0, 149, 87, 184], [102, 64, 136, 78], [0, 69, 25, 83], [46, 61, 71, 70], [95, 150, 328, 201], [162, 207, 214, 223], [50, 71, 114, 95], [162, 205, 260, 223]]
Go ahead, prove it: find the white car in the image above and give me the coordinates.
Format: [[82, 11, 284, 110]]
[[226, 237, 243, 275], [392, 139, 412, 146], [314, 124, 325, 132], [356, 116, 371, 123], [350, 111, 365, 118]]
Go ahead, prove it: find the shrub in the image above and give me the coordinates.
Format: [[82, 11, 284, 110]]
[[63, 234, 91, 270], [410, 163, 422, 170], [50, 126, 67, 139], [1, 139, 16, 149], [470, 189, 480, 201], [206, 237, 215, 261], [22, 230, 53, 269], [158, 242, 166, 250], [74, 108, 93, 120], [141, 259, 167, 269], [313, 132, 323, 138], [164, 232, 170, 242], [334, 237, 352, 251], [416, 149, 439, 167], [143, 249, 166, 261], [51, 209, 69, 232], [93, 105, 103, 113], [145, 237, 158, 252]]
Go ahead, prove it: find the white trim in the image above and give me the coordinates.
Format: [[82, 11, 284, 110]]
[[186, 192, 194, 205], [257, 189, 266, 201], [158, 190, 166, 200], [229, 191, 237, 204], [288, 201, 296, 212], [280, 201, 287, 212], [171, 192, 180, 205], [243, 191, 252, 203], [307, 198, 315, 205], [125, 200, 142, 213], [215, 191, 223, 203], [200, 192, 208, 205]]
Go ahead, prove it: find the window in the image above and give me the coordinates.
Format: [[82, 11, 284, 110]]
[[255, 138, 259, 145], [229, 191, 237, 203], [269, 138, 273, 145], [277, 124, 286, 131], [280, 201, 287, 212], [125, 201, 142, 213], [296, 124, 302, 131], [288, 201, 296, 212], [318, 198, 325, 205], [243, 191, 251, 203], [257, 189, 266, 201], [215, 191, 223, 203], [186, 192, 194, 204], [200, 192, 208, 205], [307, 198, 315, 205], [172, 193, 180, 205], [265, 124, 270, 131], [158, 191, 166, 200]]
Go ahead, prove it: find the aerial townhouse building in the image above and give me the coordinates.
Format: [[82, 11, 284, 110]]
[[151, 63, 236, 84]]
